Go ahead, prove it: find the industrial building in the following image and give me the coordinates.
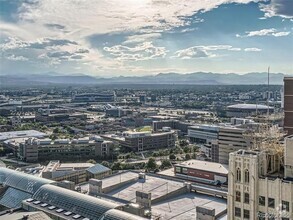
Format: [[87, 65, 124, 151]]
[[72, 92, 116, 103], [103, 130, 176, 152], [18, 136, 114, 162], [284, 77, 293, 135], [226, 104, 274, 118]]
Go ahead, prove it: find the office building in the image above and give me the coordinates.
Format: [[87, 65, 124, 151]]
[[228, 146, 293, 219], [188, 124, 219, 144], [18, 136, 114, 162], [103, 130, 176, 152], [217, 127, 251, 164]]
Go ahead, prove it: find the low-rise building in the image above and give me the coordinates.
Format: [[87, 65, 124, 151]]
[[174, 159, 228, 185], [103, 130, 176, 152], [18, 136, 114, 162], [41, 161, 111, 184]]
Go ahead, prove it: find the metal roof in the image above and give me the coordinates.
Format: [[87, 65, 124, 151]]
[[227, 104, 273, 110], [0, 187, 31, 208], [0, 167, 54, 194], [86, 163, 111, 175], [33, 184, 119, 220]]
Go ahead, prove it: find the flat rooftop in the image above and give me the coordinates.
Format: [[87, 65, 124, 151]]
[[0, 130, 47, 142], [175, 160, 229, 175], [80, 171, 184, 202], [107, 175, 184, 202], [152, 192, 227, 220]]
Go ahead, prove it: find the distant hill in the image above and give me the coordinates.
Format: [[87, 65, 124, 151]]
[[0, 72, 289, 86]]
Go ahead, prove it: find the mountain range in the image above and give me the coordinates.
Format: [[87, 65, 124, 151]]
[[0, 72, 289, 86]]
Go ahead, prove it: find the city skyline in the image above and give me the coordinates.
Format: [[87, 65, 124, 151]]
[[0, 0, 293, 76]]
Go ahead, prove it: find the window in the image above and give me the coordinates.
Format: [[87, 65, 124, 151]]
[[235, 191, 241, 202], [236, 168, 241, 182], [282, 201, 290, 212], [182, 168, 188, 174], [175, 167, 181, 173], [258, 212, 265, 220], [244, 209, 250, 219], [259, 196, 265, 206], [244, 169, 249, 183], [235, 207, 241, 217], [268, 198, 275, 208], [244, 193, 249, 204]]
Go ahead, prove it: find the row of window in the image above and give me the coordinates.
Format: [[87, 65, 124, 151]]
[[235, 191, 250, 203], [236, 168, 249, 183], [235, 207, 250, 219], [258, 212, 290, 220], [259, 196, 290, 212]]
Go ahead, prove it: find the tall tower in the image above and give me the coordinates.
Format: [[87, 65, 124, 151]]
[[284, 77, 293, 135]]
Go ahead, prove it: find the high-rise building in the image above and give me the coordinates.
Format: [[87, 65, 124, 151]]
[[218, 127, 251, 164], [227, 136, 293, 220], [284, 77, 293, 135]]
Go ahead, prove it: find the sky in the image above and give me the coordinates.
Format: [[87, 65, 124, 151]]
[[0, 0, 292, 77]]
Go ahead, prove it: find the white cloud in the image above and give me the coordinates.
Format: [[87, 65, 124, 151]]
[[104, 41, 167, 61], [244, 47, 262, 52], [272, 31, 290, 36], [259, 0, 293, 19], [123, 33, 162, 45], [237, 28, 291, 37], [6, 54, 28, 61], [173, 45, 242, 59]]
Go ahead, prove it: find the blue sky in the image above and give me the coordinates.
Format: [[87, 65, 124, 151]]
[[0, 0, 292, 76]]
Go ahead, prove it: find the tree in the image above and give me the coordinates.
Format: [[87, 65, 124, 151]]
[[111, 162, 122, 170], [160, 159, 172, 169], [185, 153, 191, 160], [101, 161, 110, 168], [152, 152, 159, 157], [169, 154, 176, 160], [145, 157, 157, 170], [179, 139, 188, 147], [183, 146, 190, 153], [87, 159, 96, 164]]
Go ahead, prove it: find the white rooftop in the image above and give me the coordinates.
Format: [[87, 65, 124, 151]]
[[176, 160, 229, 175]]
